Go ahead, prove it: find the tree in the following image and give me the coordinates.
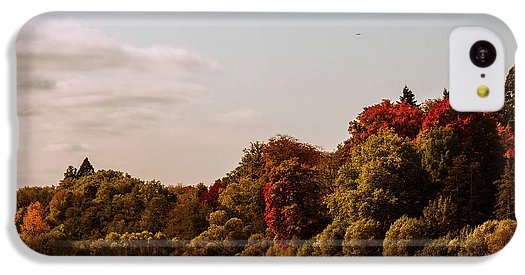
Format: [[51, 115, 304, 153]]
[[399, 85, 417, 105], [494, 159, 515, 220], [499, 66, 515, 130], [383, 216, 427, 256], [63, 165, 78, 180], [422, 98, 504, 195], [383, 196, 458, 256], [261, 135, 328, 242], [77, 157, 95, 177], [418, 127, 460, 186], [343, 218, 383, 256], [164, 187, 210, 240], [240, 233, 272, 256], [263, 159, 329, 242], [351, 130, 431, 218], [417, 231, 458, 256], [185, 215, 247, 256], [21, 227, 68, 255], [139, 181, 175, 233], [218, 179, 267, 235], [442, 88, 450, 99], [443, 155, 492, 226], [89, 231, 172, 256], [262, 135, 321, 168], [16, 186, 56, 211], [20, 201, 49, 236], [420, 196, 458, 238], [221, 142, 266, 184], [459, 219, 516, 256], [326, 130, 430, 238], [311, 220, 346, 256], [202, 180, 226, 208], [348, 99, 423, 144]]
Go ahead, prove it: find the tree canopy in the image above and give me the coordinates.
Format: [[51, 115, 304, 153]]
[[17, 72, 515, 255]]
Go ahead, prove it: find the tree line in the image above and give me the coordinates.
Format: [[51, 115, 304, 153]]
[[16, 68, 515, 256]]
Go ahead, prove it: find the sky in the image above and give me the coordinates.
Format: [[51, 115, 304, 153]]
[[17, 13, 454, 187]]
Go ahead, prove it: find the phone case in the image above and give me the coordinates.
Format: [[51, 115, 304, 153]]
[[15, 12, 516, 256]]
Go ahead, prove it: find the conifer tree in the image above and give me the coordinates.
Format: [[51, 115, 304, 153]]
[[399, 85, 417, 105], [77, 157, 95, 177], [494, 159, 515, 220]]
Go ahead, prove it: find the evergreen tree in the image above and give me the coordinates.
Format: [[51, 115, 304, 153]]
[[77, 157, 95, 177], [500, 66, 515, 130], [442, 88, 449, 99], [63, 165, 78, 180], [494, 159, 515, 220], [399, 85, 417, 105], [443, 155, 493, 226]]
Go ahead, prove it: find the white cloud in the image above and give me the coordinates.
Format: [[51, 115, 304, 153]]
[[212, 107, 264, 125], [43, 143, 95, 152], [16, 17, 219, 134]]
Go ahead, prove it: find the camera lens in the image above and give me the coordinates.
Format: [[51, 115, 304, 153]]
[[469, 40, 497, 68]]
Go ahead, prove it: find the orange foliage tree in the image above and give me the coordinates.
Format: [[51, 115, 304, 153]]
[[20, 201, 49, 236]]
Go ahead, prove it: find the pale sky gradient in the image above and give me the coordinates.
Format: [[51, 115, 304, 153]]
[[17, 13, 455, 187]]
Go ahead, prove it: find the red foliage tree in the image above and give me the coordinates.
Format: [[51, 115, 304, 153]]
[[263, 159, 328, 241], [206, 180, 226, 207], [197, 180, 226, 208], [348, 100, 423, 144], [262, 135, 327, 242], [262, 135, 321, 169]]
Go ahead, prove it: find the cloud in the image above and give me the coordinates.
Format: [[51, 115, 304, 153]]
[[212, 107, 264, 125], [43, 143, 95, 152], [16, 18, 219, 74], [16, 17, 219, 134]]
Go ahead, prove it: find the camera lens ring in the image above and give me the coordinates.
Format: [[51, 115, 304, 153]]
[[469, 40, 497, 68]]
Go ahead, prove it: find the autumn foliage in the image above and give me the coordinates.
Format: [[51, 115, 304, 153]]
[[16, 68, 515, 256], [349, 99, 423, 143], [20, 201, 49, 236]]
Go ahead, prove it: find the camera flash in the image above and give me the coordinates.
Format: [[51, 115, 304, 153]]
[[477, 85, 490, 98]]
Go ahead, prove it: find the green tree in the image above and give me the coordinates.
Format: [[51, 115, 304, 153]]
[[218, 178, 267, 235], [383, 196, 458, 256], [343, 218, 383, 256], [164, 186, 210, 240], [418, 127, 460, 187], [399, 85, 417, 105], [325, 130, 430, 251], [63, 165, 78, 180], [383, 216, 427, 256], [21, 227, 68, 255], [89, 231, 172, 256], [420, 196, 458, 238], [77, 157, 95, 177], [459, 219, 516, 256], [417, 231, 458, 256], [311, 220, 346, 256], [239, 233, 272, 256], [350, 130, 431, 219], [443, 155, 491, 226], [185, 214, 247, 256], [499, 66, 515, 130], [442, 88, 449, 99]]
